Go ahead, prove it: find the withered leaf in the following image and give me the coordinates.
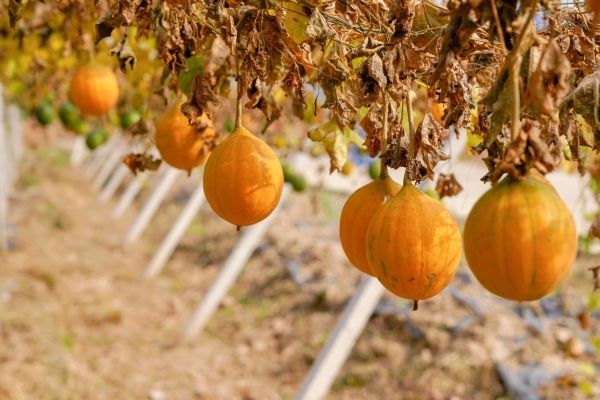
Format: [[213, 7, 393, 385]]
[[8, 0, 23, 28], [95, 4, 136, 45], [414, 112, 450, 179], [282, 63, 306, 107], [489, 120, 561, 183], [128, 119, 153, 137], [589, 266, 600, 291], [487, 85, 513, 146], [123, 153, 162, 176], [110, 35, 136, 72], [390, 0, 416, 42], [96, 20, 116, 44], [357, 53, 386, 102], [589, 216, 600, 240], [182, 74, 219, 122], [305, 8, 336, 41], [360, 105, 383, 157], [332, 96, 356, 127], [568, 69, 600, 132], [528, 40, 571, 120], [435, 173, 463, 198]]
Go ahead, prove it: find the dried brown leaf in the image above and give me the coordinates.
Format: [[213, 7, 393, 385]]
[[283, 63, 306, 107], [110, 35, 136, 72], [435, 173, 463, 198], [9, 0, 23, 28], [528, 40, 571, 120], [589, 266, 600, 291], [123, 153, 162, 175]]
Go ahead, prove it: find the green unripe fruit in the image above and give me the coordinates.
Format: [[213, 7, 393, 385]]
[[85, 127, 108, 150], [70, 119, 89, 135], [120, 109, 141, 129], [35, 102, 55, 126], [59, 101, 80, 128], [282, 162, 295, 183], [368, 160, 381, 180], [289, 174, 308, 192]]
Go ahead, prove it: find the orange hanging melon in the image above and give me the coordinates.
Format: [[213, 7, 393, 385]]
[[203, 126, 284, 227], [155, 105, 212, 170], [366, 182, 462, 300], [70, 64, 119, 116], [339, 176, 401, 276], [463, 175, 577, 301]]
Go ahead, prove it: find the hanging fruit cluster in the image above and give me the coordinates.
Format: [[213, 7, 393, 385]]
[[2, 0, 600, 302]]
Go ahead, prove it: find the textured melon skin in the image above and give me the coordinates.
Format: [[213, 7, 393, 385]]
[[366, 183, 462, 300], [464, 176, 577, 301]]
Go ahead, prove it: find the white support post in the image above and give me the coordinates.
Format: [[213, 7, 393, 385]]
[[91, 143, 127, 191], [84, 134, 121, 178], [7, 105, 23, 167], [0, 86, 10, 251], [295, 276, 385, 400], [111, 174, 145, 220], [122, 166, 180, 245], [181, 185, 291, 342], [99, 164, 129, 203], [143, 181, 206, 279], [70, 136, 88, 167]]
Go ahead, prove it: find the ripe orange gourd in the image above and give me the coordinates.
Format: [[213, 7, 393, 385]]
[[155, 105, 213, 170], [366, 182, 462, 300], [463, 175, 576, 301], [339, 176, 401, 276], [70, 64, 119, 116], [203, 126, 284, 227]]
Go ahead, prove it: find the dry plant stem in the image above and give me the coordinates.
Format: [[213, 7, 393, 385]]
[[235, 95, 243, 129], [490, 0, 507, 53], [510, 62, 521, 141], [235, 57, 243, 129], [510, 2, 539, 141], [380, 92, 389, 180], [406, 89, 417, 160], [404, 90, 417, 187]]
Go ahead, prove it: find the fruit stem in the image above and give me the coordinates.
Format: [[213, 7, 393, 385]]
[[235, 96, 243, 129], [412, 300, 419, 311], [235, 56, 243, 129], [405, 88, 417, 186], [380, 92, 389, 180], [406, 88, 416, 160]]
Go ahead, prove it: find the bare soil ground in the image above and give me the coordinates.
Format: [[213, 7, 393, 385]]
[[0, 124, 599, 400]]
